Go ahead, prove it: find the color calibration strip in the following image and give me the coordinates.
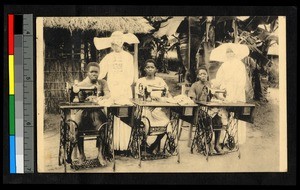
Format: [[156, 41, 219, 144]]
[[8, 14, 16, 173], [8, 14, 34, 173]]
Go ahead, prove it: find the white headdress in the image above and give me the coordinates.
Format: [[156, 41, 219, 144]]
[[93, 31, 140, 50]]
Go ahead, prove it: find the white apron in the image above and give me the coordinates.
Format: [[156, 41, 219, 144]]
[[99, 50, 134, 150], [213, 58, 248, 144]]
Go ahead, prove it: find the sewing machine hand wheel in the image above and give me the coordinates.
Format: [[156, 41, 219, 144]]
[[73, 85, 80, 93]]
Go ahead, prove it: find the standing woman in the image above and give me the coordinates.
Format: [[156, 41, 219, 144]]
[[212, 47, 248, 145], [94, 31, 139, 152]]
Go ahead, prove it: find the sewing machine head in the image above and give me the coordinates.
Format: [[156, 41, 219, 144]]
[[209, 88, 227, 102], [66, 82, 97, 103], [144, 85, 167, 101]]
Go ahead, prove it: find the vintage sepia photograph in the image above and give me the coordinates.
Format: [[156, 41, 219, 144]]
[[36, 16, 287, 173]]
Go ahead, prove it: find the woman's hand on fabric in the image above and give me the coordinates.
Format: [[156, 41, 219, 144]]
[[85, 95, 98, 102], [152, 96, 162, 102]]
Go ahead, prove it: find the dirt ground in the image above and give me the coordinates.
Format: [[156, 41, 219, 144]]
[[41, 72, 281, 173]]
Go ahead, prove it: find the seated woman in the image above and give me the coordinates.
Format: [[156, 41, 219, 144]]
[[135, 59, 172, 155]]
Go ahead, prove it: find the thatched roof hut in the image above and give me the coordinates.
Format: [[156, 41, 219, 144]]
[[43, 17, 154, 34], [43, 17, 154, 113]]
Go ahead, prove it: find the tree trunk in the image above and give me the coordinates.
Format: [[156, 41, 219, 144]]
[[178, 33, 188, 82]]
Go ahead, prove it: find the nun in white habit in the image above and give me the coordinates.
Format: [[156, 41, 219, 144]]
[[210, 44, 250, 145], [94, 31, 139, 151]]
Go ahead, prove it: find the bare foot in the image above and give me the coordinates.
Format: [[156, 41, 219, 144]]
[[214, 145, 224, 154], [97, 154, 107, 166], [209, 145, 216, 155], [78, 154, 86, 165]]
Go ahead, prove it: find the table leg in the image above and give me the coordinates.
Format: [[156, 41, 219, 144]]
[[63, 145, 67, 173], [58, 109, 67, 173], [177, 119, 183, 141], [188, 107, 199, 147], [127, 106, 140, 159], [58, 110, 64, 166], [190, 111, 200, 154], [236, 119, 241, 159], [204, 132, 209, 161], [138, 106, 143, 168], [187, 123, 193, 147], [164, 110, 180, 162], [109, 111, 116, 171], [176, 114, 180, 163]]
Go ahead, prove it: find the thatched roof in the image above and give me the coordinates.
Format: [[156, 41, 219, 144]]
[[43, 17, 154, 34]]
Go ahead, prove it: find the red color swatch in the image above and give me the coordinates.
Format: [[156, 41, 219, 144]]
[[8, 14, 14, 55]]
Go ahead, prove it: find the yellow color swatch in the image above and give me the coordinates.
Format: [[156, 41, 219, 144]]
[[9, 55, 14, 95]]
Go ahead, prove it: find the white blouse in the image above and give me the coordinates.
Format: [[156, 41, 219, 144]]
[[98, 50, 134, 99]]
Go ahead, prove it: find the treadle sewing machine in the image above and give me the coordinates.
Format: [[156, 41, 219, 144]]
[[58, 82, 108, 172], [58, 102, 113, 172], [128, 85, 198, 167], [58, 82, 134, 172], [191, 100, 255, 161]]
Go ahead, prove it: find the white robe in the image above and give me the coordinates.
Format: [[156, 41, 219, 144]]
[[99, 50, 134, 150], [213, 58, 247, 102], [213, 58, 248, 144]]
